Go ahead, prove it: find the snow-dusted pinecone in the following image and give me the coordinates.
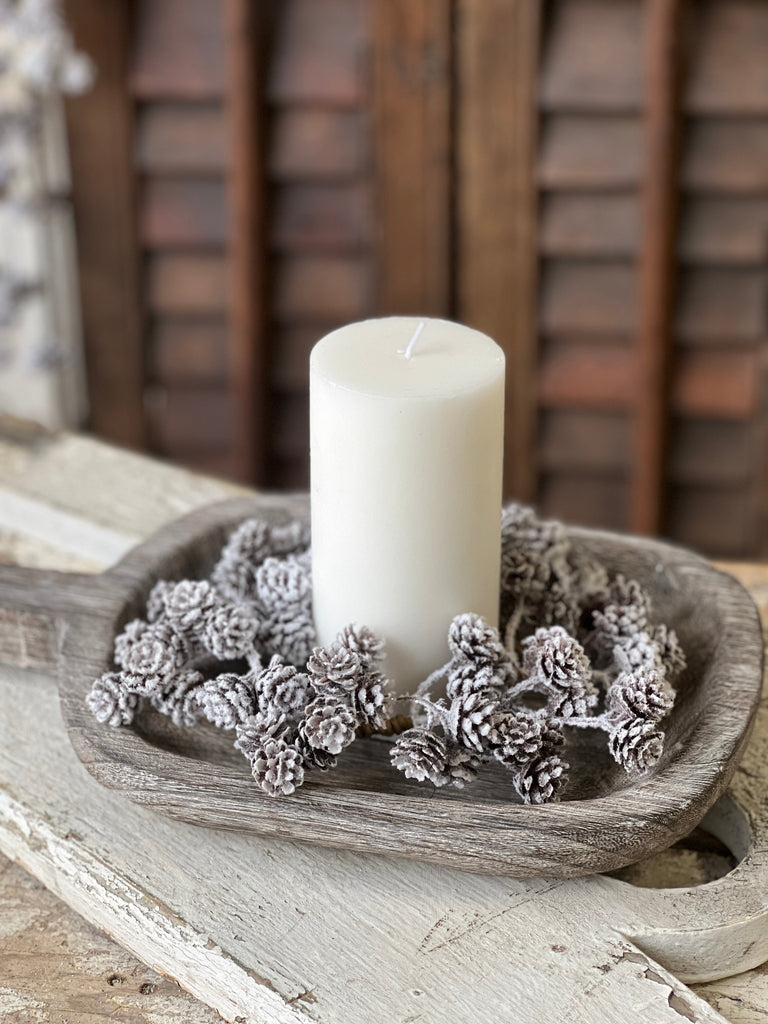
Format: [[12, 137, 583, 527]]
[[234, 710, 293, 758], [307, 640, 363, 690], [569, 552, 610, 609], [336, 623, 385, 669], [255, 556, 311, 610], [501, 505, 570, 585], [391, 728, 448, 786], [494, 709, 547, 769], [254, 655, 309, 715], [212, 518, 272, 599], [115, 620, 188, 693], [613, 630, 663, 674], [198, 673, 257, 730], [151, 669, 205, 726], [163, 580, 218, 632], [607, 666, 673, 724], [302, 698, 357, 754], [593, 576, 651, 647], [443, 745, 480, 788], [261, 605, 316, 667], [348, 671, 389, 729], [146, 580, 174, 623], [201, 603, 259, 660], [450, 688, 500, 752], [268, 518, 311, 556], [448, 613, 507, 668], [294, 718, 338, 771], [650, 623, 686, 680], [538, 578, 581, 634], [250, 738, 305, 797], [446, 660, 508, 701], [87, 673, 140, 726], [608, 718, 664, 774], [515, 754, 567, 804], [522, 626, 594, 718]]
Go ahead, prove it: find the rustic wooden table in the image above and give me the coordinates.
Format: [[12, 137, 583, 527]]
[[2, 419, 768, 1023]]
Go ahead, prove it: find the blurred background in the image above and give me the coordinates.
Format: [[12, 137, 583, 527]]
[[2, 0, 768, 559]]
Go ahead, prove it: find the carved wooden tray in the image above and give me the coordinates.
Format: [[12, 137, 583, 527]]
[[8, 496, 765, 878]]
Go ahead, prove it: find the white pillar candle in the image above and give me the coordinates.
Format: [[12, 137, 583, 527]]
[[309, 316, 505, 696]]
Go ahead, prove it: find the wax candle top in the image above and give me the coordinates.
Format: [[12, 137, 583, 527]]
[[310, 316, 504, 399]]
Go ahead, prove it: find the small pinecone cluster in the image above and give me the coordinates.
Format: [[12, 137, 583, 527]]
[[391, 505, 686, 801], [88, 503, 687, 803], [86, 513, 394, 797]]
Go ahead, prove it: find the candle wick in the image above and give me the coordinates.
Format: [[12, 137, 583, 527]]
[[404, 321, 425, 360]]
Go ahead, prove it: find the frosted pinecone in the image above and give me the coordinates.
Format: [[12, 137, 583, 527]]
[[254, 655, 309, 715], [255, 556, 311, 610], [234, 710, 293, 758], [593, 576, 651, 646], [268, 518, 311, 557], [294, 719, 338, 771], [151, 669, 205, 727], [336, 623, 385, 669], [450, 688, 499, 753], [614, 631, 664, 674], [494, 709, 547, 769], [302, 698, 357, 755], [607, 667, 673, 725], [446, 660, 508, 701], [163, 580, 218, 632], [211, 519, 272, 600], [391, 728, 448, 786], [198, 673, 257, 730], [538, 579, 580, 634], [516, 754, 567, 804], [307, 641, 362, 688], [448, 613, 507, 668], [501, 505, 569, 583], [650, 623, 686, 680], [349, 671, 389, 729], [202, 603, 259, 660], [261, 605, 316, 667], [443, 745, 480, 789], [87, 673, 140, 726], [146, 580, 174, 623], [608, 718, 664, 774], [570, 552, 610, 608], [250, 738, 305, 797], [115, 621, 188, 693], [522, 626, 595, 718]]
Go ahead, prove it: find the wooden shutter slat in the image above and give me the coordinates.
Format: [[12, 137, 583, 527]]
[[135, 104, 228, 174], [139, 179, 228, 248], [131, 0, 226, 99]]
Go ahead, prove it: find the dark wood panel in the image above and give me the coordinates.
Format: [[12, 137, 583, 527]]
[[682, 119, 768, 194], [146, 254, 228, 315], [668, 418, 755, 486], [540, 0, 643, 112], [150, 320, 229, 384], [147, 385, 237, 451], [538, 115, 641, 189], [271, 183, 372, 252], [271, 325, 322, 391], [457, 0, 540, 502], [269, 110, 368, 180], [666, 484, 755, 557], [685, 0, 768, 115], [269, 0, 367, 107], [271, 392, 309, 462], [273, 256, 371, 322], [131, 0, 225, 99], [678, 197, 768, 265], [177, 449, 247, 481], [63, 0, 145, 448], [139, 179, 227, 247], [539, 474, 629, 531], [540, 261, 636, 335], [539, 410, 631, 473], [270, 459, 310, 491], [539, 338, 760, 418], [373, 0, 452, 315], [675, 269, 766, 343], [539, 193, 638, 258], [135, 103, 227, 173]]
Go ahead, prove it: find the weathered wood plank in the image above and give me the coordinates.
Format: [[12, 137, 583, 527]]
[[150, 320, 229, 386], [273, 256, 371, 323], [139, 179, 228, 248], [682, 119, 768, 195], [457, 0, 540, 502], [63, 0, 145, 450], [272, 183, 373, 252], [540, 0, 643, 112], [631, 0, 685, 534], [678, 196, 768, 265], [667, 484, 756, 558], [685, 0, 768, 115], [372, 0, 451, 316], [130, 0, 226, 99], [538, 115, 642, 189], [146, 385, 237, 453], [540, 193, 638, 258], [135, 103, 227, 174], [146, 255, 228, 316], [539, 474, 629, 531], [269, 110, 368, 180], [268, 0, 367, 107]]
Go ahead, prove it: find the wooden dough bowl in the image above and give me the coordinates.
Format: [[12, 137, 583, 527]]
[[4, 496, 764, 879]]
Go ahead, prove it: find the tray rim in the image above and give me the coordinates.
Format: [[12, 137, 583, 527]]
[[57, 496, 764, 878]]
